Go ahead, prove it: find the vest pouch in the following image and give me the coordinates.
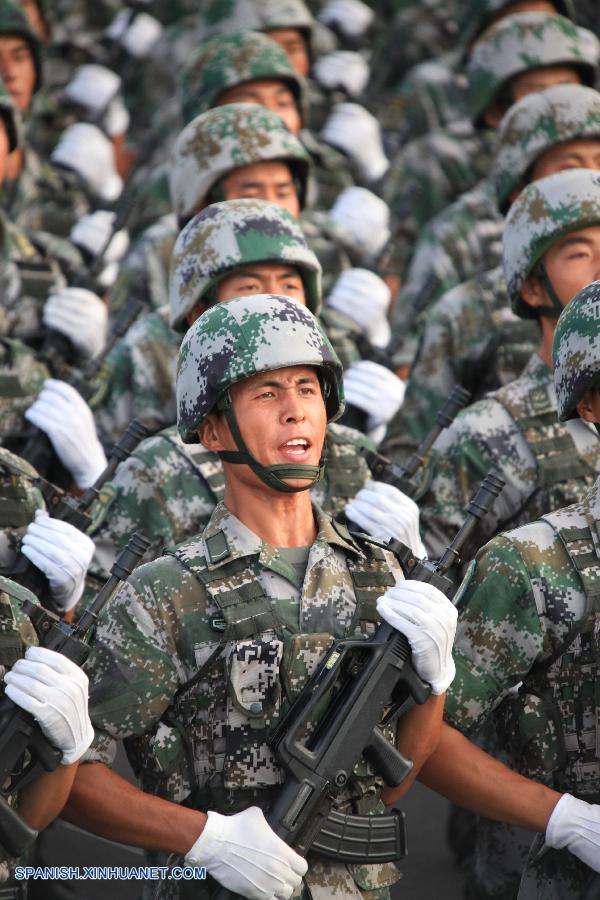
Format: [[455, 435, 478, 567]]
[[224, 636, 285, 789], [126, 721, 191, 804], [495, 689, 563, 780], [281, 632, 334, 704]]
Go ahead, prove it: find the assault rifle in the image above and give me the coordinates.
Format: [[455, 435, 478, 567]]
[[1, 419, 149, 611], [214, 471, 505, 898], [0, 531, 150, 859]]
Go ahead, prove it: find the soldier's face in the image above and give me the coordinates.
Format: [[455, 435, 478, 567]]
[[576, 386, 600, 425], [267, 28, 310, 78], [524, 226, 600, 311], [221, 161, 301, 218], [510, 66, 581, 105], [217, 264, 306, 304], [0, 36, 35, 110], [200, 365, 327, 490], [531, 139, 600, 181], [217, 79, 302, 135], [0, 119, 10, 183]]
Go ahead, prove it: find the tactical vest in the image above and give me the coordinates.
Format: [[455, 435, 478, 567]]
[[497, 515, 600, 801], [495, 377, 599, 526], [126, 525, 397, 820]]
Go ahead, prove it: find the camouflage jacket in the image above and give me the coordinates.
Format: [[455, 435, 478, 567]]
[[383, 265, 538, 461], [88, 421, 373, 586], [418, 353, 600, 562], [381, 123, 496, 278], [84, 501, 403, 899], [389, 178, 503, 365], [0, 338, 48, 445]]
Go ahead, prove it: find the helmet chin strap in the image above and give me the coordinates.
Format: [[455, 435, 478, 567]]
[[216, 391, 326, 493], [535, 261, 564, 319]]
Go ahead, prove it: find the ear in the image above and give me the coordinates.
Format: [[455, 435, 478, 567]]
[[198, 413, 226, 451], [575, 389, 597, 424], [520, 274, 546, 311]]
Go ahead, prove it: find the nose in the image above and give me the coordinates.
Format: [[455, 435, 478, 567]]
[[280, 390, 306, 424]]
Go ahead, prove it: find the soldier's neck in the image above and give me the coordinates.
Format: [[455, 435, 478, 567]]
[[5, 146, 24, 182], [223, 481, 317, 548], [537, 318, 557, 371]]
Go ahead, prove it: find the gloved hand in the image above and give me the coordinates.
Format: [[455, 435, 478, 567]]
[[313, 51, 370, 98], [329, 186, 391, 262], [70, 211, 130, 265], [21, 511, 95, 613], [345, 481, 427, 559], [186, 807, 307, 899], [376, 582, 457, 694], [42, 287, 108, 362], [106, 9, 162, 58], [318, 0, 374, 38], [322, 103, 388, 182], [4, 646, 94, 765], [326, 268, 391, 348], [51, 123, 123, 202], [343, 361, 406, 435], [63, 64, 121, 119], [546, 794, 600, 871], [25, 380, 108, 489]]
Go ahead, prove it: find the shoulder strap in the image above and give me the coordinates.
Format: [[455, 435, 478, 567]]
[[164, 433, 226, 504]]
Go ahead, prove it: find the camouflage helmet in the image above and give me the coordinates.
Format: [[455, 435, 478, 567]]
[[458, 0, 576, 48], [169, 103, 311, 224], [177, 293, 344, 442], [169, 198, 322, 332], [553, 280, 600, 420], [467, 12, 599, 127], [199, 0, 316, 52], [504, 168, 600, 318], [179, 30, 308, 126], [0, 0, 42, 93], [494, 84, 600, 213], [0, 76, 21, 151]]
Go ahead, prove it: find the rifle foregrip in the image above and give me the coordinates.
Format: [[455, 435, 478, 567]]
[[0, 795, 37, 858], [311, 808, 407, 862], [363, 727, 413, 787]]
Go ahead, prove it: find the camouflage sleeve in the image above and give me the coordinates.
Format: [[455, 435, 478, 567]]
[[445, 534, 544, 735]]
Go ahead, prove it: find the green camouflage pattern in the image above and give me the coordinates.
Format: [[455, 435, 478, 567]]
[[417, 353, 600, 562], [169, 198, 322, 331], [87, 421, 373, 585], [0, 447, 43, 566], [177, 293, 344, 441], [383, 265, 538, 461], [84, 500, 403, 898], [0, 0, 43, 92], [553, 279, 600, 421], [504, 168, 600, 317], [0, 338, 48, 442], [169, 103, 311, 223], [199, 0, 315, 47], [467, 12, 599, 125], [495, 84, 600, 213], [179, 30, 307, 126]]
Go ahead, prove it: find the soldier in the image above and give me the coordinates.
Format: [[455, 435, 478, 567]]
[[414, 168, 600, 562], [388, 10, 600, 367], [64, 294, 457, 899], [427, 280, 600, 898], [384, 82, 600, 459], [88, 199, 421, 588]]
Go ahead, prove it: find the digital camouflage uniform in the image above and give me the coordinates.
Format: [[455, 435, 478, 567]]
[[387, 15, 600, 363], [83, 296, 405, 899], [384, 82, 600, 457]]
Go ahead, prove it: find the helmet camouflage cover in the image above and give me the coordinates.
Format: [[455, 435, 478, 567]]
[[179, 30, 308, 126], [169, 198, 322, 332], [169, 103, 311, 223], [0, 0, 43, 92], [199, 0, 315, 48], [457, 0, 575, 47], [467, 12, 599, 126], [495, 83, 600, 213], [503, 167, 600, 317], [177, 293, 344, 442], [553, 280, 600, 420]]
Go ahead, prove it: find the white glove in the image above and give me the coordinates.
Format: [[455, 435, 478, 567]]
[[186, 807, 307, 899], [546, 794, 600, 871], [4, 646, 94, 765], [343, 360, 406, 434], [327, 268, 391, 348], [322, 103, 388, 182], [42, 287, 108, 362], [313, 51, 370, 98], [70, 211, 130, 265], [21, 511, 95, 613], [106, 9, 162, 58], [329, 186, 391, 262], [376, 582, 457, 694], [25, 380, 108, 489], [318, 0, 374, 38], [63, 64, 121, 119], [51, 123, 123, 202], [102, 96, 130, 137], [345, 481, 427, 559]]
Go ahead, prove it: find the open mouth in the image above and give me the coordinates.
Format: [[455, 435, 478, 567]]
[[278, 437, 312, 460]]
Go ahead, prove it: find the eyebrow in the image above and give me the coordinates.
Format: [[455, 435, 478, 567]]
[[251, 374, 317, 389], [556, 236, 595, 250], [233, 268, 299, 279]]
